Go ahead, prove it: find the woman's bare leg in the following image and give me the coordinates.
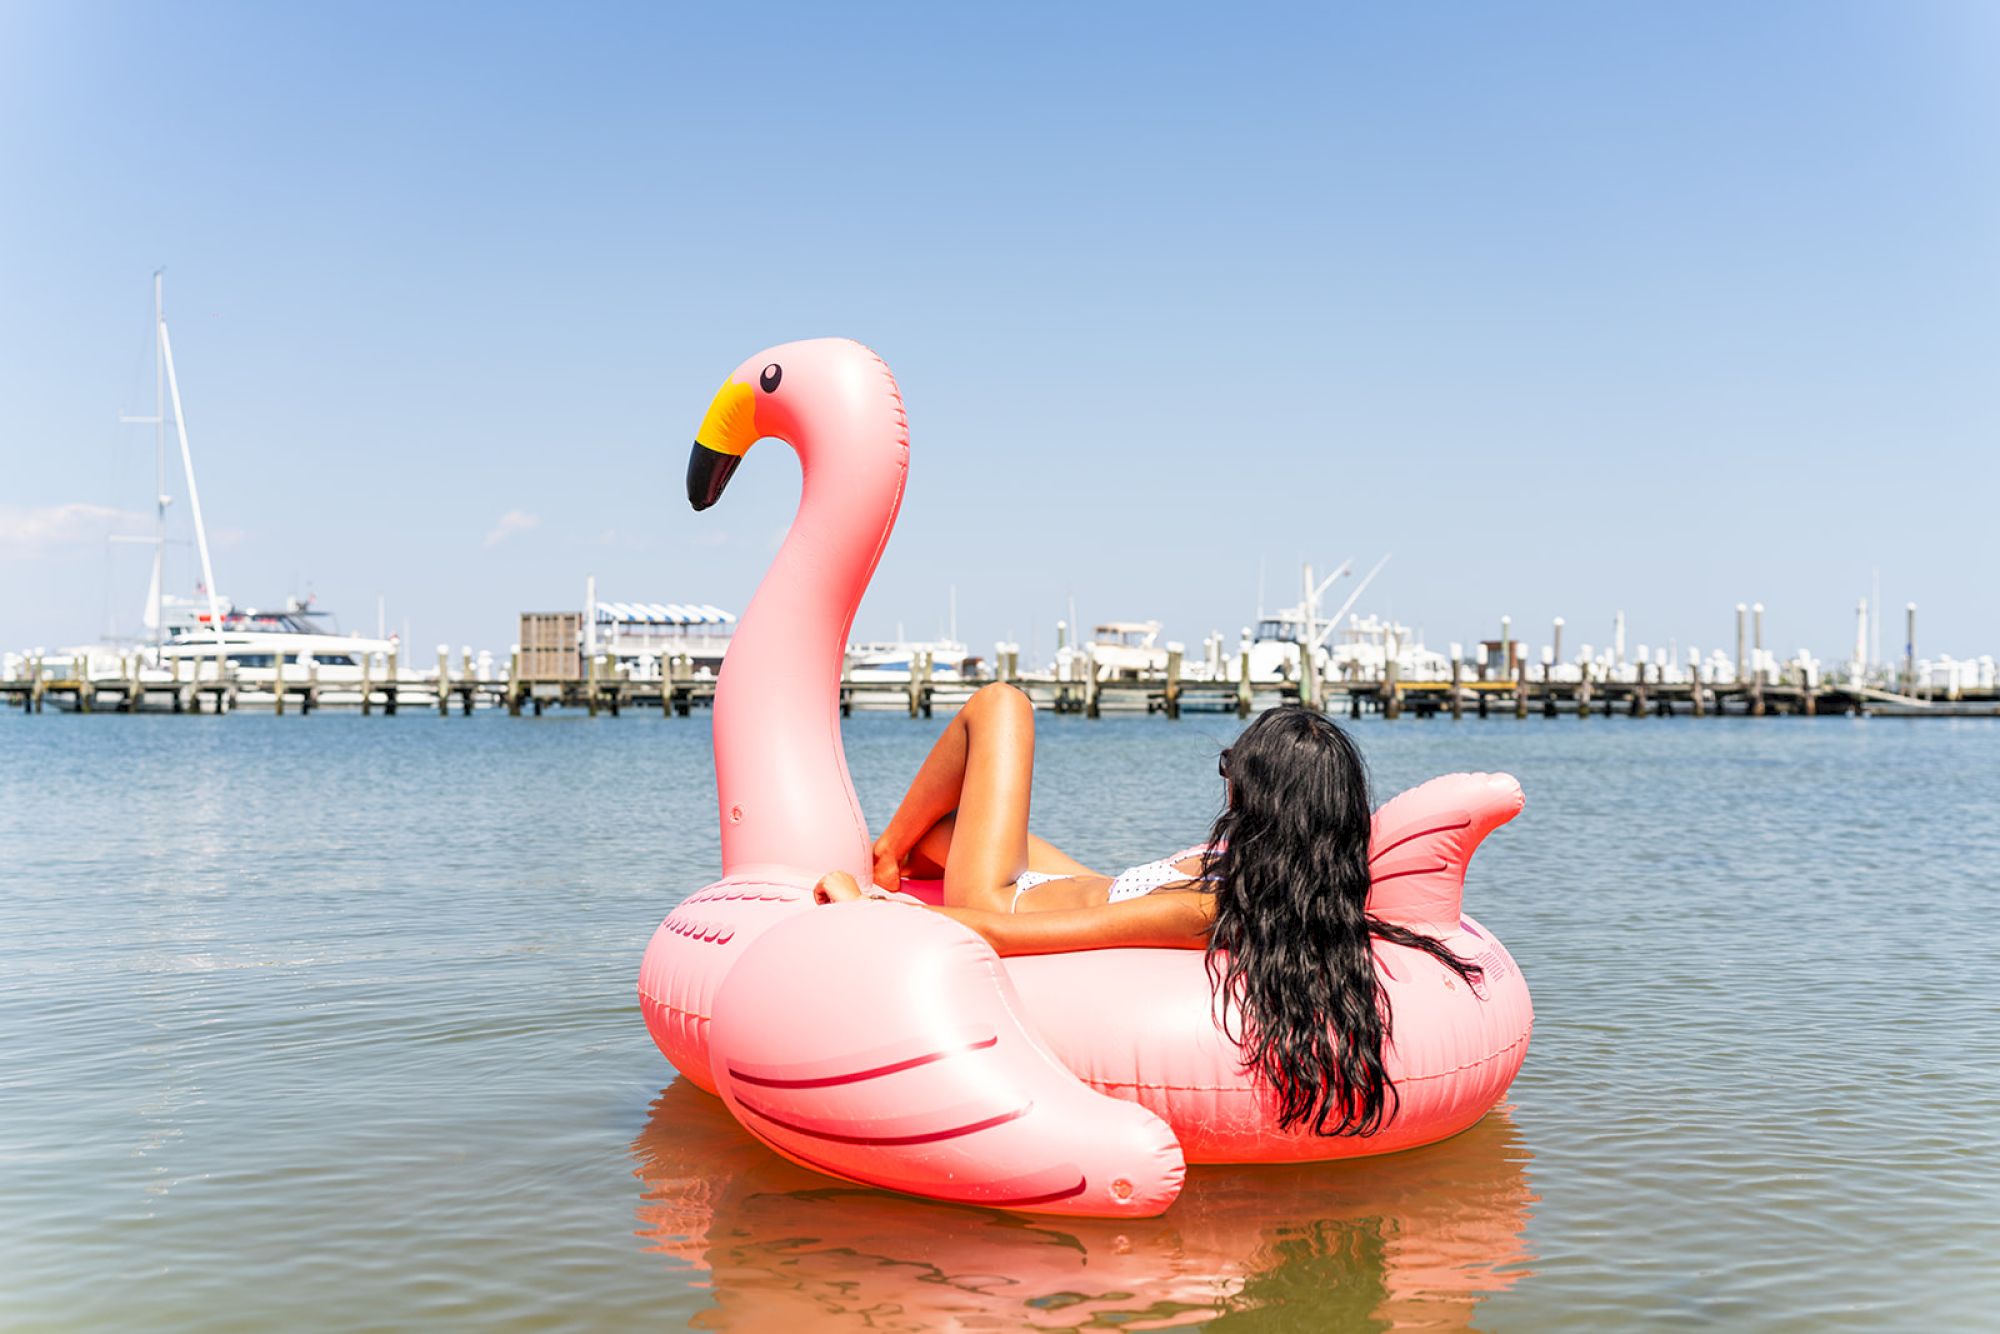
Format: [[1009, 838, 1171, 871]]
[[875, 683, 1036, 912], [907, 817, 1097, 882]]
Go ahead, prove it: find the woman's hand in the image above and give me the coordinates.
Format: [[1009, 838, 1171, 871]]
[[813, 871, 866, 904], [871, 838, 905, 895]]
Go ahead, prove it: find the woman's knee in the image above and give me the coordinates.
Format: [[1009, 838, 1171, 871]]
[[969, 681, 1032, 725]]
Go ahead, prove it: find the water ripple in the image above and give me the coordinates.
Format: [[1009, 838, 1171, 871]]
[[0, 711, 1994, 1328]]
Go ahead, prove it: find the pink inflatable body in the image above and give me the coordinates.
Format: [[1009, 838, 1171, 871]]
[[640, 339, 1533, 1218]]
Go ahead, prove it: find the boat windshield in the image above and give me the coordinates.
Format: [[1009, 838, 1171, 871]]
[[165, 601, 333, 639]]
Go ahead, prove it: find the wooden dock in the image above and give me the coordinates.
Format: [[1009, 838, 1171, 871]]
[[5, 646, 1993, 721], [1341, 675, 1997, 719]]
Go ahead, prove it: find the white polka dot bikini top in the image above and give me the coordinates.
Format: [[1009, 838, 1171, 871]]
[[1105, 845, 1220, 903]]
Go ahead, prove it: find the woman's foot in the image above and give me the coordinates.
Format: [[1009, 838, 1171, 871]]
[[814, 871, 864, 905]]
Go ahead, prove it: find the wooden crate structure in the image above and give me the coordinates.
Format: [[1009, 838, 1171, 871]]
[[519, 612, 582, 683]]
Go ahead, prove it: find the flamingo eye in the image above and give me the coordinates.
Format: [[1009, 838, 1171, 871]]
[[759, 364, 782, 394]]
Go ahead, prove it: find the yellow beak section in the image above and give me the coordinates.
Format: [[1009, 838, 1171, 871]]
[[688, 378, 758, 511], [696, 378, 758, 457]]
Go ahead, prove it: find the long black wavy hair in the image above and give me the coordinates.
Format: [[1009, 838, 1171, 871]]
[[1202, 706, 1482, 1137]]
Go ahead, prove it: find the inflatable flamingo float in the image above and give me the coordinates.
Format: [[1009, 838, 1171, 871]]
[[638, 339, 1533, 1219]]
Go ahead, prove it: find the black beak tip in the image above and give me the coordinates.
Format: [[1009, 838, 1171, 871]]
[[687, 441, 740, 511]]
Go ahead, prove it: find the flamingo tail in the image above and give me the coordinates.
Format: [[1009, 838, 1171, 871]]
[[1366, 771, 1525, 934]]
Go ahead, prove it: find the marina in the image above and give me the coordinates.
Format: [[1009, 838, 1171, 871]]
[[15, 278, 1991, 728], [9, 635, 1995, 719], [10, 569, 1995, 722]]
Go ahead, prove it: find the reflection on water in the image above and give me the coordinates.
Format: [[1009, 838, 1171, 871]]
[[632, 1080, 1535, 1331]]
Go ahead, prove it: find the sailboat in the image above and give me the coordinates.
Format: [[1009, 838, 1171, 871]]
[[47, 275, 396, 710]]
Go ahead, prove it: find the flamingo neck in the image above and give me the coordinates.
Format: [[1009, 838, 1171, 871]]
[[711, 367, 906, 881]]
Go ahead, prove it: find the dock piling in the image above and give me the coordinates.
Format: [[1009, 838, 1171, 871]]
[[1735, 604, 1747, 684], [1904, 603, 1917, 695]]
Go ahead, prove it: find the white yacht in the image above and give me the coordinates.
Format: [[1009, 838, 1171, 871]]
[[1228, 556, 1414, 686], [1325, 612, 1451, 683], [1237, 607, 1331, 686], [1084, 621, 1169, 681], [841, 590, 981, 710], [42, 592, 401, 710], [843, 638, 978, 710], [846, 640, 973, 683], [154, 593, 398, 701]]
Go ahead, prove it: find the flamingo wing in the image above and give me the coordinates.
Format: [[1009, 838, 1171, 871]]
[[707, 901, 1186, 1218]]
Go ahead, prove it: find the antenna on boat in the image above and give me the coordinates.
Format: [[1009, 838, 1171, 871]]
[[1870, 567, 1882, 674], [1295, 556, 1354, 659], [1311, 558, 1354, 607], [1314, 553, 1391, 648], [158, 312, 226, 652]]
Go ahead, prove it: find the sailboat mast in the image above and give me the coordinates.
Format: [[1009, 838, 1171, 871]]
[[158, 318, 226, 650], [151, 271, 166, 650]]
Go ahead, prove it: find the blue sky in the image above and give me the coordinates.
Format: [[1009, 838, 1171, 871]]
[[3, 3, 1995, 666]]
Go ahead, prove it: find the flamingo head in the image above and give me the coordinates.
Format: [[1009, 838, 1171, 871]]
[[687, 339, 902, 510]]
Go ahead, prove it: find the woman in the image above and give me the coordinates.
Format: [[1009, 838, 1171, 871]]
[[816, 684, 1483, 1136]]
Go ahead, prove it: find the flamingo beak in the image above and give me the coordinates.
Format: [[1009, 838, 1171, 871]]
[[689, 378, 758, 510], [687, 443, 740, 511]]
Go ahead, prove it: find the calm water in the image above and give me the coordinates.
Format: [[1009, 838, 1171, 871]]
[[2, 709, 1995, 1330]]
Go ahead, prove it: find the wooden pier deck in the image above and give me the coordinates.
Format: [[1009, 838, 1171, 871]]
[[5, 651, 1993, 721]]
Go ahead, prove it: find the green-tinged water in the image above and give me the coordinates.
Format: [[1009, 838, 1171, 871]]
[[2, 710, 1995, 1330]]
